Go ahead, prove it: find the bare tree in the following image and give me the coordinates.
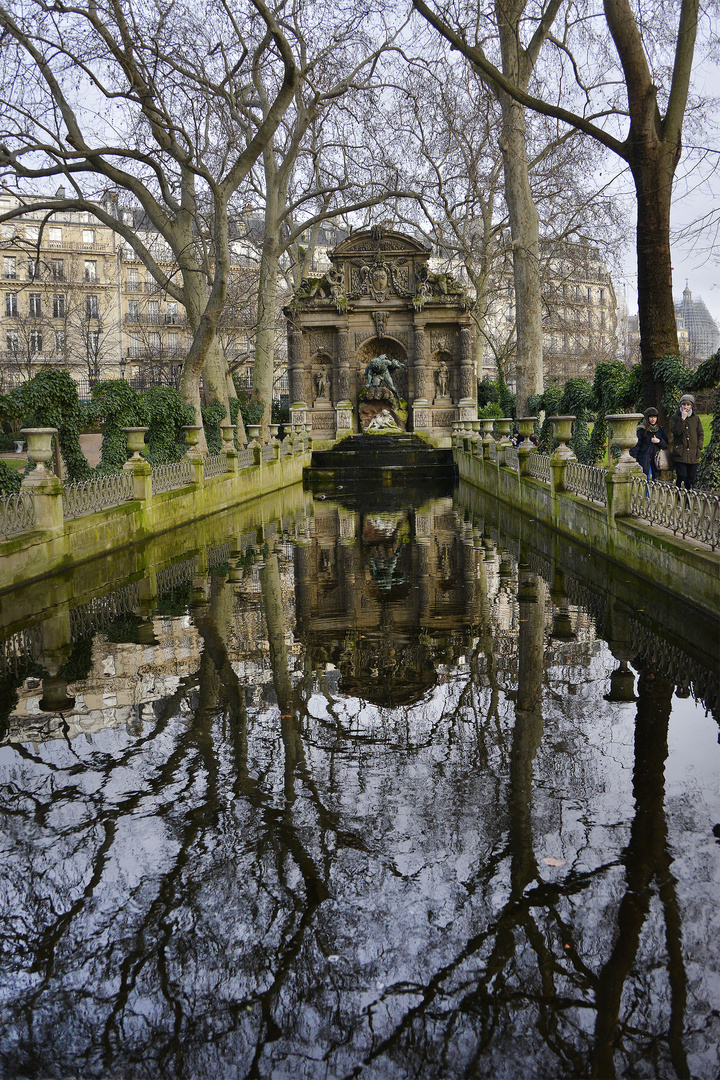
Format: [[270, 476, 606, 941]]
[[414, 0, 703, 413], [0, 0, 299, 451], [242, 4, 414, 434]]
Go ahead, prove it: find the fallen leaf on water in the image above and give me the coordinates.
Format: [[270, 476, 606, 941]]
[[543, 856, 566, 867]]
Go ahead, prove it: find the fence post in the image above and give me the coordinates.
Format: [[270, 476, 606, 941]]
[[121, 427, 152, 501], [182, 425, 205, 485], [19, 428, 64, 533], [549, 415, 576, 495], [605, 414, 644, 525]]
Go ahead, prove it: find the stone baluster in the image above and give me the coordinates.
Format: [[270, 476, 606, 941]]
[[20, 428, 64, 533], [122, 426, 152, 501]]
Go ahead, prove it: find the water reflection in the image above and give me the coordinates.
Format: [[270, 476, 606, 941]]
[[0, 485, 719, 1079]]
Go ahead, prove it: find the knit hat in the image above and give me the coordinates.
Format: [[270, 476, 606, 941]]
[[644, 407, 659, 420], [679, 394, 695, 406]]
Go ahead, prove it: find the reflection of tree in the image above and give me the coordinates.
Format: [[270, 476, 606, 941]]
[[592, 670, 688, 1080]]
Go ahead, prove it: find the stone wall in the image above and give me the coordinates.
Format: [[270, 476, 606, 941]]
[[454, 440, 720, 618]]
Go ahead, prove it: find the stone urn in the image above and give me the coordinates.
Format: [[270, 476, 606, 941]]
[[604, 660, 638, 702], [517, 416, 537, 449], [480, 418, 496, 445], [20, 428, 57, 477], [606, 413, 644, 474], [121, 426, 149, 462], [220, 421, 235, 450], [269, 424, 280, 443], [496, 417, 513, 445], [549, 416, 577, 461], [183, 425, 203, 453], [247, 424, 261, 446]]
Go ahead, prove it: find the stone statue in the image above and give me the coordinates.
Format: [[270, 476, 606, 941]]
[[364, 353, 405, 398], [366, 408, 399, 432], [315, 364, 330, 399], [436, 360, 449, 398]]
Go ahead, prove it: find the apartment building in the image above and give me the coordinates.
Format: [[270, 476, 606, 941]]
[[478, 240, 619, 385], [0, 185, 123, 391], [0, 187, 257, 393]]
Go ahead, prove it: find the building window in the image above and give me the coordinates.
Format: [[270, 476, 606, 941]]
[[51, 258, 65, 280], [167, 332, 179, 356], [82, 229, 95, 245], [27, 258, 41, 280], [149, 331, 161, 352], [88, 330, 99, 353], [128, 300, 140, 323], [1, 224, 15, 240], [166, 302, 178, 324], [128, 334, 142, 358], [599, 288, 605, 303], [600, 310, 606, 328], [147, 301, 160, 324], [54, 330, 66, 354], [30, 330, 43, 353], [587, 287, 592, 303], [127, 267, 139, 289], [25, 226, 39, 242], [6, 330, 18, 353], [86, 295, 99, 319], [29, 293, 42, 317], [5, 292, 17, 317], [84, 260, 97, 282], [2, 256, 16, 280], [53, 294, 66, 318], [49, 226, 62, 244]]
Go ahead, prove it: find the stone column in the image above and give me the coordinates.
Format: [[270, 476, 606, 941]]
[[332, 326, 352, 434], [458, 326, 476, 423], [289, 328, 307, 407], [412, 323, 430, 432]]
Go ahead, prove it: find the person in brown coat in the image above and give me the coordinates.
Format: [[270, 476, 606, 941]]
[[670, 393, 704, 489]]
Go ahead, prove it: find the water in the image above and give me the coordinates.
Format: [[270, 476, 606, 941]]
[[1, 481, 719, 1080]]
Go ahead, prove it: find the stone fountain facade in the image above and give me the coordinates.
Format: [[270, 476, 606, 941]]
[[284, 226, 477, 445]]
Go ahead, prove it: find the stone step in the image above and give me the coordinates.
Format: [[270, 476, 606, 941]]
[[305, 433, 457, 489]]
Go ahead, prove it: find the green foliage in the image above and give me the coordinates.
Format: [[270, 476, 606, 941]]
[[201, 401, 226, 454], [689, 347, 720, 392], [653, 354, 692, 415], [156, 579, 193, 616], [89, 380, 141, 473], [622, 364, 644, 411], [238, 400, 264, 429], [588, 361, 633, 464], [692, 348, 720, 490], [476, 376, 515, 418], [8, 370, 93, 481], [58, 636, 95, 683], [558, 378, 594, 464], [534, 385, 563, 453], [0, 458, 22, 494], [477, 401, 503, 420], [138, 385, 194, 465]]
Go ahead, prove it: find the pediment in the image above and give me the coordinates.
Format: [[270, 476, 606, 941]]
[[330, 226, 431, 263]]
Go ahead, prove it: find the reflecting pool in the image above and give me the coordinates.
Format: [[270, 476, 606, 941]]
[[1, 481, 719, 1079]]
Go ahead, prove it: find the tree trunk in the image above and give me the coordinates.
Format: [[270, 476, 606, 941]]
[[253, 234, 280, 442], [498, 90, 544, 414], [630, 149, 680, 419]]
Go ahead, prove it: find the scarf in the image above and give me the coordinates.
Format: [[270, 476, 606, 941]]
[[646, 421, 659, 433]]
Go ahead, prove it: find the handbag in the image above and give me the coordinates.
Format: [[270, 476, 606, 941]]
[[655, 448, 671, 471]]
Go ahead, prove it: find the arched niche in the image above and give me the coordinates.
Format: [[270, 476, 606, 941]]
[[309, 349, 334, 407], [430, 349, 455, 404], [355, 336, 408, 401]]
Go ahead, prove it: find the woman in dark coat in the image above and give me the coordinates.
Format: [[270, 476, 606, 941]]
[[670, 393, 704, 489], [633, 407, 669, 480]]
